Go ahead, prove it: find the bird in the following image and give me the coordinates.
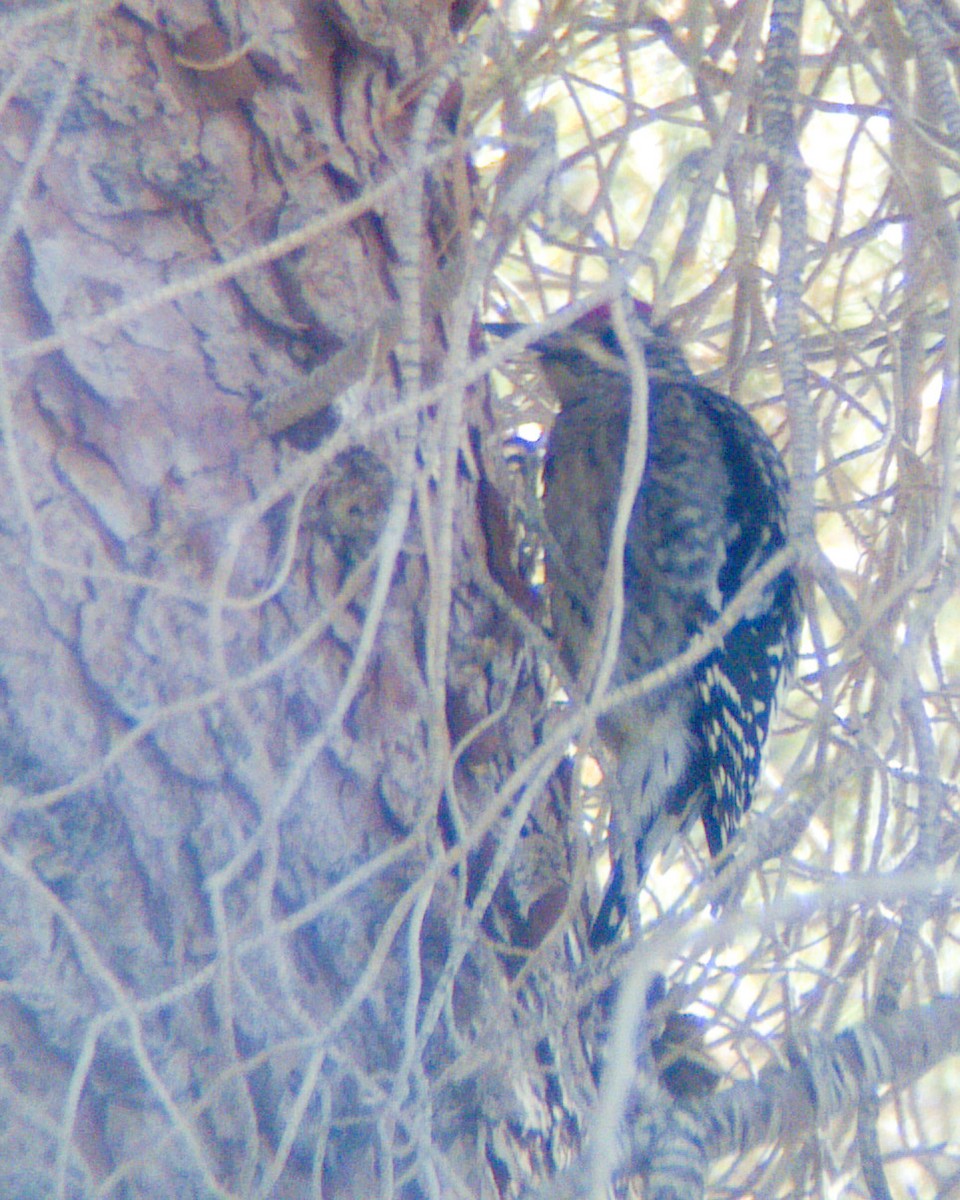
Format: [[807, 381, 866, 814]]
[[487, 300, 802, 948]]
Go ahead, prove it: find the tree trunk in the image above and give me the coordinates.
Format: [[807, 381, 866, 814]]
[[0, 3, 549, 1196]]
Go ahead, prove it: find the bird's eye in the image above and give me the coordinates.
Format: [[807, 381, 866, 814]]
[[600, 329, 620, 354]]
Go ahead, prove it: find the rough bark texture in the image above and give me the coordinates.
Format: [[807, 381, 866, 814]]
[[0, 3, 550, 1197]]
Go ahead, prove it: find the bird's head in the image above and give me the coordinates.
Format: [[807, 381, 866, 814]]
[[484, 299, 692, 394]]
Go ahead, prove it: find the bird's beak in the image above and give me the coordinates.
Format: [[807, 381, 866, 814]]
[[483, 321, 552, 358], [482, 321, 525, 340]]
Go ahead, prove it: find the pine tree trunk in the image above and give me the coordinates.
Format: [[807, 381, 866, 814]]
[[0, 3, 545, 1195]]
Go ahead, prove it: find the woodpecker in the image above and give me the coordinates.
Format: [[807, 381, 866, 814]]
[[488, 301, 801, 947]]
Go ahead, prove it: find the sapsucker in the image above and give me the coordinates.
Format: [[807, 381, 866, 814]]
[[488, 301, 802, 948]]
